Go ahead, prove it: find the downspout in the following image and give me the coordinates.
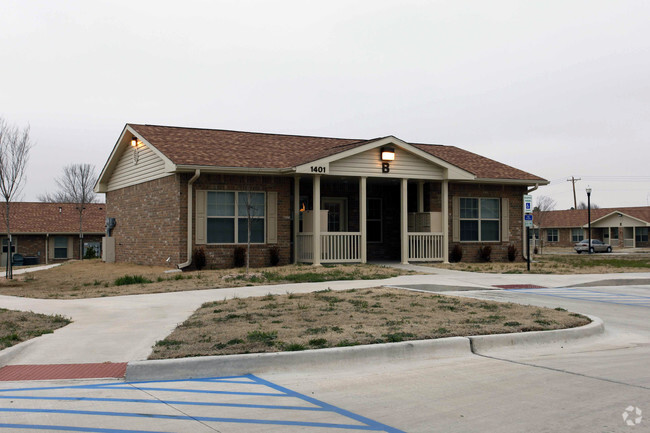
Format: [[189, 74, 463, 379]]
[[178, 169, 201, 269], [523, 184, 539, 261]]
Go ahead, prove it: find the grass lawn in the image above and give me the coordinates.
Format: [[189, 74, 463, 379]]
[[149, 287, 590, 359], [0, 309, 71, 350], [432, 254, 650, 274], [0, 260, 412, 299]]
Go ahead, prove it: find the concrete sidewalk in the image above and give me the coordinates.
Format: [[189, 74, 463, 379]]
[[1, 267, 649, 367]]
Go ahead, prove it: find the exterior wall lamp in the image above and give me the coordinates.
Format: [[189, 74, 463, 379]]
[[380, 147, 395, 161], [131, 136, 138, 147]]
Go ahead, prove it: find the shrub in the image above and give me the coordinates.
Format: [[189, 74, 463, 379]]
[[269, 245, 280, 266], [533, 246, 539, 255], [507, 244, 517, 262], [114, 275, 153, 286], [449, 244, 463, 263], [477, 245, 492, 262], [193, 247, 206, 270], [233, 246, 246, 267], [83, 247, 97, 260]]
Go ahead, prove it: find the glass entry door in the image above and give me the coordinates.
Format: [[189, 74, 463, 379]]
[[322, 198, 347, 232]]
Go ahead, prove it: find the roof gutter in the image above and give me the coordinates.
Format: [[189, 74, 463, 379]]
[[523, 183, 540, 261], [178, 169, 201, 270]]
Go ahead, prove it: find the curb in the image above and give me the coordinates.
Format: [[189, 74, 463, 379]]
[[0, 338, 37, 368], [469, 314, 604, 354], [126, 336, 471, 381]]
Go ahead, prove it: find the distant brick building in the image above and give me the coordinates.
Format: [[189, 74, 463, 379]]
[[95, 124, 548, 268], [533, 207, 650, 249], [0, 202, 106, 265]]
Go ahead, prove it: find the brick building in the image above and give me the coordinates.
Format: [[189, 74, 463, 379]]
[[533, 207, 650, 249], [95, 124, 548, 268], [0, 202, 106, 266]]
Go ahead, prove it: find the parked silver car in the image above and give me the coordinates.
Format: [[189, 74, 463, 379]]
[[574, 239, 612, 253]]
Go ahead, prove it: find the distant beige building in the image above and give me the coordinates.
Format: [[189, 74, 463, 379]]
[[533, 207, 650, 248]]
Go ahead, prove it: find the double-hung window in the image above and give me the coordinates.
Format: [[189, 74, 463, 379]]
[[367, 198, 382, 243], [571, 229, 584, 242], [636, 227, 649, 242], [547, 229, 559, 242], [54, 236, 68, 258], [460, 198, 500, 241], [207, 191, 265, 244]]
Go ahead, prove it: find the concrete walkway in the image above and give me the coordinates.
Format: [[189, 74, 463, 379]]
[[1, 265, 649, 366]]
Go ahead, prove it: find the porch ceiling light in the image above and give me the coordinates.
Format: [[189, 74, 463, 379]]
[[381, 147, 395, 161]]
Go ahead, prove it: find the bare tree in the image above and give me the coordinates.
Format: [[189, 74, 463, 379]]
[[577, 201, 600, 210], [240, 189, 265, 274], [40, 164, 99, 259], [532, 195, 556, 254], [0, 117, 33, 278]]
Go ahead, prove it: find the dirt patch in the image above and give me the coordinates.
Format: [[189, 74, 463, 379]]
[[0, 309, 71, 350], [431, 254, 650, 274], [148, 287, 590, 359], [0, 260, 412, 299]]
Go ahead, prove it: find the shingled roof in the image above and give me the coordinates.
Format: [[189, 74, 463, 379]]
[[534, 206, 650, 228], [129, 124, 546, 182], [0, 202, 106, 234]]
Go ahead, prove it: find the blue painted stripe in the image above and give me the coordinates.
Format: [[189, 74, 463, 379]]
[[249, 375, 406, 433], [0, 424, 169, 433], [126, 386, 287, 396], [92, 375, 253, 387], [0, 408, 382, 430], [0, 395, 324, 411]]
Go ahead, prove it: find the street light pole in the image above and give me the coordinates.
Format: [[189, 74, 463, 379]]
[[586, 186, 592, 254]]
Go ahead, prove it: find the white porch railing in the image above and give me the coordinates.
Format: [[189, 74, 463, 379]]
[[321, 232, 361, 263], [297, 232, 361, 263], [624, 238, 635, 248], [296, 233, 314, 262], [408, 232, 444, 262]]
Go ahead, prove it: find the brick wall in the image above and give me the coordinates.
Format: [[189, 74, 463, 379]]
[[7, 234, 104, 264], [448, 183, 528, 262], [106, 174, 183, 267]]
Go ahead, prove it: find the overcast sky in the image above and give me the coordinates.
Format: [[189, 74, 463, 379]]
[[2, 0, 649, 209]]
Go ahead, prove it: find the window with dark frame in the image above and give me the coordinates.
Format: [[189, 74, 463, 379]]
[[636, 227, 648, 242], [546, 229, 559, 242]]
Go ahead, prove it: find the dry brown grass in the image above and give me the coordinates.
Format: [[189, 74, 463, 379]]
[[0, 260, 411, 299], [148, 287, 590, 359], [432, 254, 650, 274], [0, 309, 71, 350]]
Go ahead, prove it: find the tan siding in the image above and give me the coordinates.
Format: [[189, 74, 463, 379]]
[[329, 147, 444, 179], [196, 190, 207, 244], [107, 144, 170, 191]]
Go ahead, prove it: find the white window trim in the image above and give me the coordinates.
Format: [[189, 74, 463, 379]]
[[571, 228, 584, 242], [206, 190, 266, 245], [459, 197, 500, 243], [547, 228, 559, 243]]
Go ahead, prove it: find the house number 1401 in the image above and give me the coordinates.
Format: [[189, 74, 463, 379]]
[[310, 166, 326, 173]]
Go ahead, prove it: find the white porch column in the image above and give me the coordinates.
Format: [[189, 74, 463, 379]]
[[442, 180, 449, 263], [313, 175, 321, 266], [360, 176, 367, 264], [401, 178, 409, 264], [417, 181, 424, 212], [293, 176, 300, 264]]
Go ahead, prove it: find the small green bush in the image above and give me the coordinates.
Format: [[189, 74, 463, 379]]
[[477, 245, 492, 262], [234, 246, 246, 267], [269, 245, 280, 266], [193, 247, 206, 271], [449, 244, 463, 263], [114, 275, 153, 286], [83, 247, 97, 260], [507, 244, 517, 262]]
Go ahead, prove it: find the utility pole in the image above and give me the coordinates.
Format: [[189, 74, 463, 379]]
[[567, 176, 581, 209]]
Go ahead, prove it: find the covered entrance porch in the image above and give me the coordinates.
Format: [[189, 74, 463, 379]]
[[293, 176, 449, 265]]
